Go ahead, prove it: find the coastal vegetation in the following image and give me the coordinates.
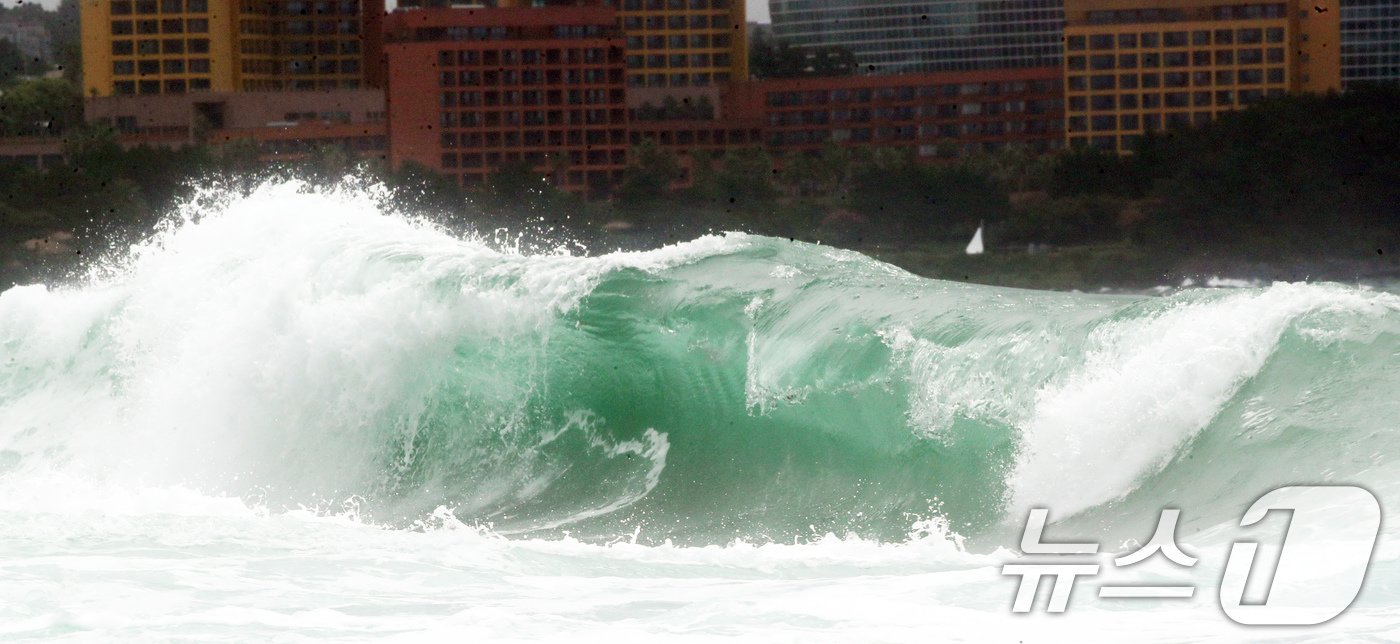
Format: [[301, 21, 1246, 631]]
[[1, 79, 1397, 289]]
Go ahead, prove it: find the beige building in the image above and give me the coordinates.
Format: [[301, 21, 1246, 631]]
[[1063, 0, 1341, 152]]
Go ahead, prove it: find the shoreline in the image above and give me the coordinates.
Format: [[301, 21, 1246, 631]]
[[5, 231, 1398, 295], [855, 241, 1400, 293]]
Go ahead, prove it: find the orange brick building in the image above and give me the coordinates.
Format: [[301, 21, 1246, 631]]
[[728, 68, 1066, 158], [84, 89, 388, 161], [383, 6, 630, 197]]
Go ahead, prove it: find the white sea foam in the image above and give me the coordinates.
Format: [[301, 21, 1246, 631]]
[[1007, 283, 1400, 519], [3, 182, 1399, 641]]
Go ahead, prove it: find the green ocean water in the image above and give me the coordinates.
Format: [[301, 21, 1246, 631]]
[[2, 181, 1399, 640]]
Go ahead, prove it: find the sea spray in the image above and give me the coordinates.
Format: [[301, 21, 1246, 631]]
[[2, 180, 1399, 549]]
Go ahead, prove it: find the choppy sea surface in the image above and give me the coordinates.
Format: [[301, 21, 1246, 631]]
[[3, 182, 1399, 641]]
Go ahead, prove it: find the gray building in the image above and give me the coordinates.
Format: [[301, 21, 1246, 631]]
[[1341, 0, 1400, 86], [767, 0, 1064, 74]]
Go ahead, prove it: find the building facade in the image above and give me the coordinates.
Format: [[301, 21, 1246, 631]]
[[79, 0, 385, 97], [617, 0, 747, 90], [400, 0, 747, 91], [768, 0, 1064, 74], [718, 67, 1064, 157], [1341, 0, 1400, 87], [84, 89, 387, 159], [1062, 0, 1342, 152], [383, 6, 630, 197]]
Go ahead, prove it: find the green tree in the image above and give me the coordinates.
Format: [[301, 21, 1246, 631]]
[[0, 77, 82, 136], [1002, 195, 1126, 245], [714, 148, 779, 216], [481, 159, 571, 219], [1048, 146, 1141, 198], [750, 34, 857, 79], [615, 139, 681, 218], [851, 153, 1009, 241], [750, 40, 806, 79], [0, 39, 27, 86]]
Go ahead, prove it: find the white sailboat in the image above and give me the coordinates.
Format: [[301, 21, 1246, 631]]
[[965, 223, 985, 255]]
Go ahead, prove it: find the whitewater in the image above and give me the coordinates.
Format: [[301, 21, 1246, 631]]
[[2, 181, 1400, 641]]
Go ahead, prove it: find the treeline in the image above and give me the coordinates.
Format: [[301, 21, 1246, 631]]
[[1091, 85, 1400, 258], [3, 83, 1398, 286], [613, 84, 1400, 261], [0, 0, 81, 85]]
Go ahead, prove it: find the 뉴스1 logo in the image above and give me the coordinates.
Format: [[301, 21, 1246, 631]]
[[1001, 485, 1382, 625]]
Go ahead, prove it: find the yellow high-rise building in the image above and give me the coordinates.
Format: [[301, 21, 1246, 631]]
[[1063, 0, 1341, 152], [616, 0, 747, 89], [80, 0, 385, 98]]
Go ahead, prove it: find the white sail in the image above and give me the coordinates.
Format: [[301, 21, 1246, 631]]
[[965, 224, 984, 255]]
